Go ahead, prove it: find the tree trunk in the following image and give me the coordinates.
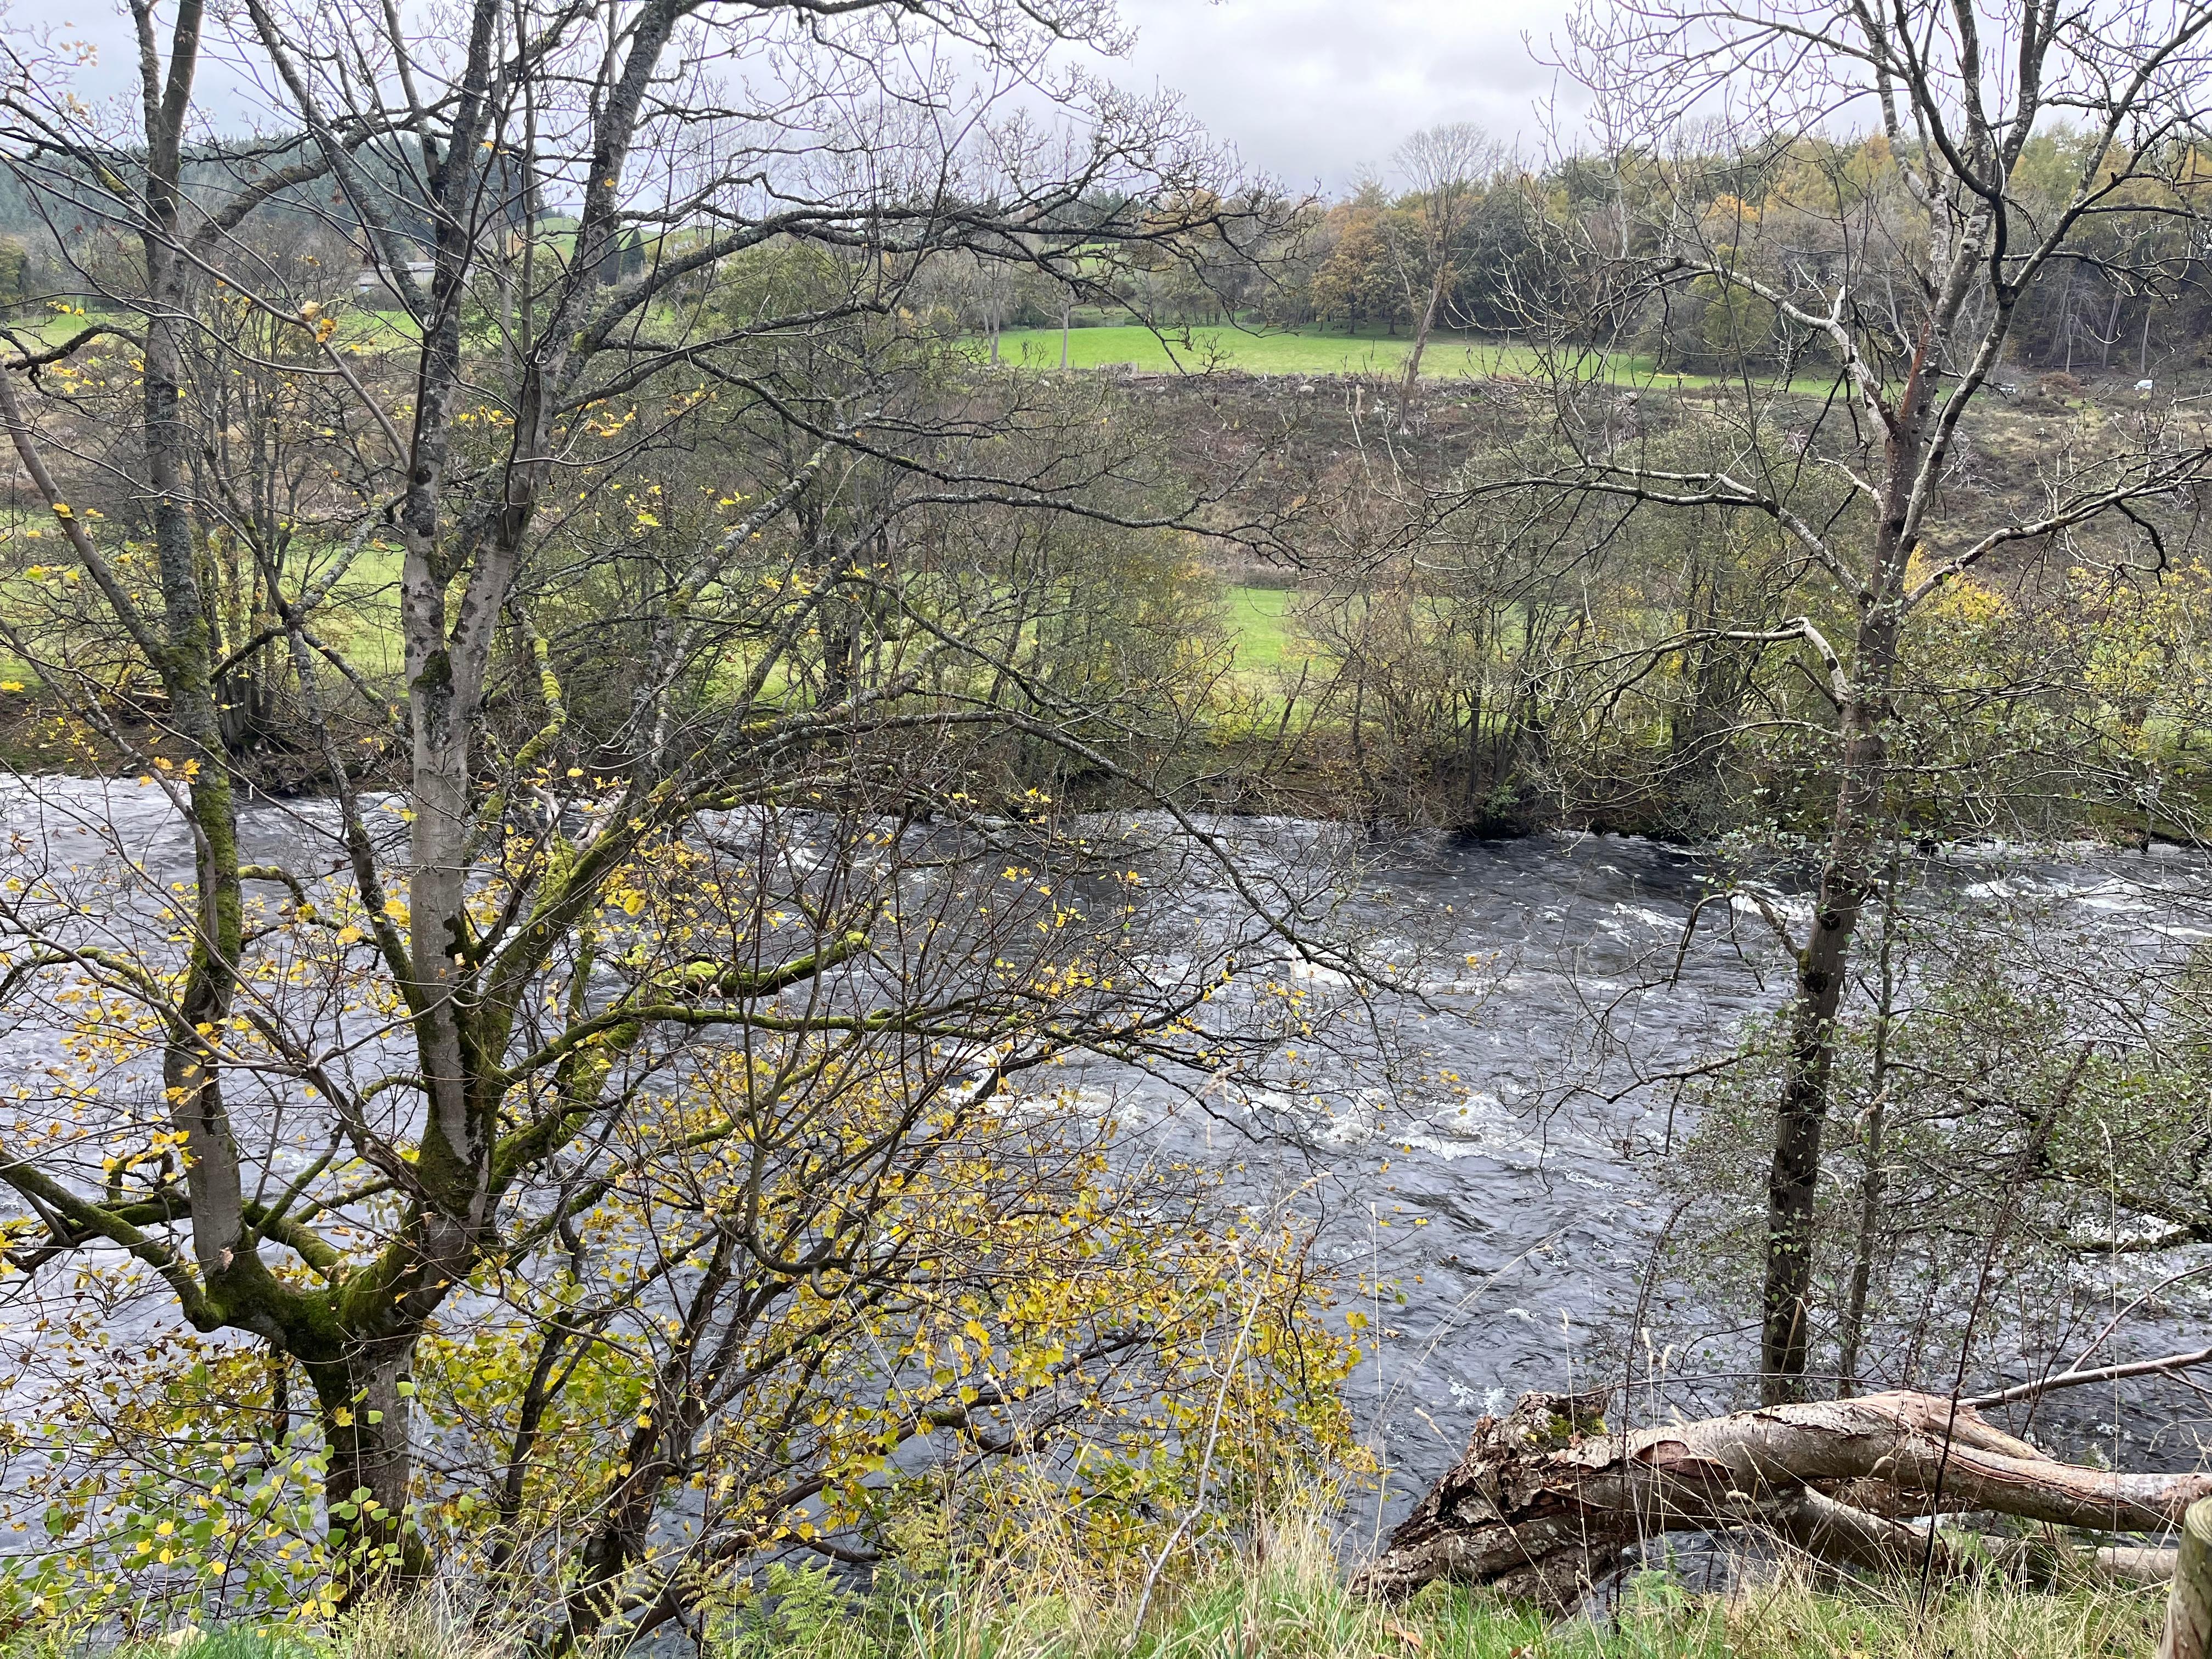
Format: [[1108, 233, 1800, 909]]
[[2160, 1499, 2212, 1659], [1760, 608, 1899, 1403], [311, 1347, 430, 1594], [1836, 855, 1900, 1395], [1359, 1389, 2212, 1609], [1396, 272, 1442, 432], [1754, 174, 1985, 1402]]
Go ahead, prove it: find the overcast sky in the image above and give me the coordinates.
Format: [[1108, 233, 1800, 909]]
[[1108, 0, 1571, 189], [5, 0, 1570, 189]]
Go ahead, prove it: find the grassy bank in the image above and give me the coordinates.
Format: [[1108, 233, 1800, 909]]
[[20, 1515, 2168, 1659]]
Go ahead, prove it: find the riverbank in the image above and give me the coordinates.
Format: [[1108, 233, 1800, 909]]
[[4, 361, 2200, 843], [14, 1516, 2168, 1658]]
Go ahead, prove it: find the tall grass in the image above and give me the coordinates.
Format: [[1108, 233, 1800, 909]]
[[719, 1512, 2166, 1659], [30, 1508, 2166, 1659]]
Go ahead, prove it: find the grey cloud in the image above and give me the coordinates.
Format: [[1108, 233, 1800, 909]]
[[4, 0, 1566, 191], [1104, 0, 1566, 186]]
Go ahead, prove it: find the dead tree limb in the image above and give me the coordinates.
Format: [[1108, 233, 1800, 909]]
[[1966, 1346, 2212, 1410], [1358, 1390, 2212, 1607]]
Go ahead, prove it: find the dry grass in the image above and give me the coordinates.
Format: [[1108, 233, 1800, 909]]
[[21, 1511, 2169, 1658]]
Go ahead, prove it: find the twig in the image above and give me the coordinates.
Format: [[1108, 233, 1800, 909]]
[[1964, 1345, 2212, 1410], [1126, 1260, 1265, 1645]]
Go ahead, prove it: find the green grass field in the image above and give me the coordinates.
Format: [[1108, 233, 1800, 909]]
[[12, 301, 1831, 393], [1225, 584, 1301, 672], [983, 324, 1564, 379], [978, 323, 1857, 393]]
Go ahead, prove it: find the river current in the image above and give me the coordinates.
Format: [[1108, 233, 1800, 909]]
[[4, 777, 2209, 1516], [1112, 815, 2212, 1502]]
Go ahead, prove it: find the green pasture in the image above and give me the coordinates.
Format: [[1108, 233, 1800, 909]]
[[1224, 584, 1301, 673], [976, 323, 1860, 393], [980, 324, 1559, 379], [13, 302, 1845, 395]]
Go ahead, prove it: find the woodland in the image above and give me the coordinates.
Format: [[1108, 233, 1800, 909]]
[[2, 0, 2212, 1654]]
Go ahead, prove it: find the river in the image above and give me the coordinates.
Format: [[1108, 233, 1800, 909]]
[[1118, 816, 2212, 1503], [4, 778, 2209, 1520]]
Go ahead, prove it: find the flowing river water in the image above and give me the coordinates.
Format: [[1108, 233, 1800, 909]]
[[1125, 816, 2212, 1505], [4, 778, 2210, 1527]]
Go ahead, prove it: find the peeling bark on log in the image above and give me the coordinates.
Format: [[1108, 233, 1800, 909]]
[[1358, 1390, 2212, 1608]]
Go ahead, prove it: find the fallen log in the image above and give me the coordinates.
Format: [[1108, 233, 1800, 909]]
[[2092, 1544, 2180, 1585], [1358, 1388, 2212, 1608]]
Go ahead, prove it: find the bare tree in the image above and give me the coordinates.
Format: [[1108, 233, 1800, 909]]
[[1483, 0, 2212, 1402], [0, 0, 1336, 1614], [1386, 122, 1498, 429]]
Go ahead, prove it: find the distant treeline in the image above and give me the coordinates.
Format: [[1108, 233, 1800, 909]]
[[1072, 131, 2212, 379], [0, 133, 531, 304], [3, 126, 2203, 383]]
